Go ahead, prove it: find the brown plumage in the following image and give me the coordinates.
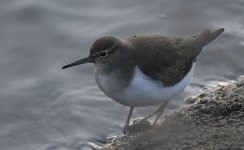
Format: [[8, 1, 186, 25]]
[[127, 28, 224, 86], [63, 28, 224, 87]]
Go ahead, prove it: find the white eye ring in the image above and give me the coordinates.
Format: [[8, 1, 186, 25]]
[[98, 51, 108, 58]]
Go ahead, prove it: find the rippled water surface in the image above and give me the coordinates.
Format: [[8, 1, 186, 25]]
[[0, 0, 244, 149]]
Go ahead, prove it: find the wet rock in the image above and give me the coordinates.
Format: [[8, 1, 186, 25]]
[[126, 119, 151, 134]]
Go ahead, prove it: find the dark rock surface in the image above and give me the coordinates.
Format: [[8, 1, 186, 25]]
[[102, 76, 244, 150]]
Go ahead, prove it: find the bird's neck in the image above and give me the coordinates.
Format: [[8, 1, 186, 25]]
[[94, 64, 135, 95], [94, 61, 134, 82]]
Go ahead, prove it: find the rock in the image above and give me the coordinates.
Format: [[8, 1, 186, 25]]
[[126, 119, 151, 134]]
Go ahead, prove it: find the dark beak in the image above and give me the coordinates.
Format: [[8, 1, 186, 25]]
[[62, 56, 94, 69]]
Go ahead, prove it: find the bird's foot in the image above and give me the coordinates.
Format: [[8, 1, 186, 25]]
[[123, 119, 151, 134]]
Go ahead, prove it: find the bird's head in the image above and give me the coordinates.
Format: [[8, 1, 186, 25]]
[[62, 36, 130, 73]]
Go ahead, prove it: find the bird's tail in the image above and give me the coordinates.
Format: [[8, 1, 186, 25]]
[[185, 28, 224, 58], [193, 28, 224, 49]]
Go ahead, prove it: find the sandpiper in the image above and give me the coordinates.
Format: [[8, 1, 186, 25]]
[[62, 28, 224, 134]]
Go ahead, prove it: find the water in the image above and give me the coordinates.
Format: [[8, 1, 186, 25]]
[[0, 0, 244, 149]]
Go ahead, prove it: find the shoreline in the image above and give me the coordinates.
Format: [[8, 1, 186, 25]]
[[102, 76, 244, 150]]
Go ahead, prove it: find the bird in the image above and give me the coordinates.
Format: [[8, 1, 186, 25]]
[[62, 28, 224, 134]]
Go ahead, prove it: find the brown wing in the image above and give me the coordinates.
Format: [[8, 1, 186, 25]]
[[129, 36, 194, 86], [128, 28, 224, 86]]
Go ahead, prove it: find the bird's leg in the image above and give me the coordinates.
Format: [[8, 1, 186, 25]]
[[142, 102, 168, 121], [123, 106, 134, 134], [152, 101, 169, 127], [142, 106, 162, 121]]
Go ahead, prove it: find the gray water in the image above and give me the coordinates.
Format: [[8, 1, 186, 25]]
[[0, 0, 244, 149]]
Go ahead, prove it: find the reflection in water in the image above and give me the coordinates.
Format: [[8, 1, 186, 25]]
[[0, 0, 244, 149]]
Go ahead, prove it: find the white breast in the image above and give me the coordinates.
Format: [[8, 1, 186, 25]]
[[95, 65, 194, 107]]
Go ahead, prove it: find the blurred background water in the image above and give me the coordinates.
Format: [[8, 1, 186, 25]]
[[0, 0, 244, 149]]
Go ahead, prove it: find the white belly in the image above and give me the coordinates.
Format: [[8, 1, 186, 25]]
[[95, 65, 194, 107]]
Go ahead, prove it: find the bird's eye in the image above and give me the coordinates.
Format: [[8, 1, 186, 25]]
[[98, 51, 108, 58]]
